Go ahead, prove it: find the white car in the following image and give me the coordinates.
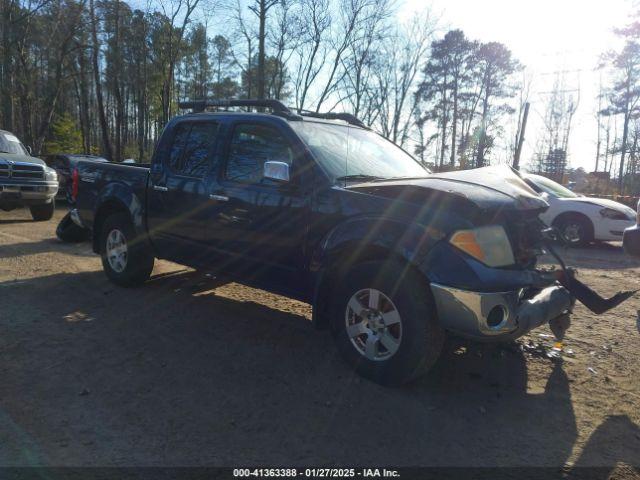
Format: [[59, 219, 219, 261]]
[[523, 173, 636, 246]]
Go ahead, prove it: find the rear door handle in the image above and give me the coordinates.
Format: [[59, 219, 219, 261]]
[[209, 194, 229, 202], [153, 185, 169, 192]]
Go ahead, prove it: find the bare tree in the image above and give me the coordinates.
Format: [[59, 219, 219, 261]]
[[228, 0, 255, 97], [248, 0, 278, 100], [602, 26, 640, 192], [293, 0, 330, 110], [534, 73, 580, 181], [267, 0, 301, 99], [157, 0, 202, 123], [314, 0, 381, 112], [373, 11, 437, 146]]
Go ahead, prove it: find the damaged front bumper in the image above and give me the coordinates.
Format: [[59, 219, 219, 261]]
[[425, 240, 635, 341], [431, 283, 573, 340]]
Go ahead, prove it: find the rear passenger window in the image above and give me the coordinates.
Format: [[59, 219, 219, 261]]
[[167, 122, 219, 178], [168, 124, 190, 172], [225, 124, 293, 185]]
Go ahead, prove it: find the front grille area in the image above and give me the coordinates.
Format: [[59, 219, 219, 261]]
[[0, 162, 44, 180], [505, 215, 546, 269]]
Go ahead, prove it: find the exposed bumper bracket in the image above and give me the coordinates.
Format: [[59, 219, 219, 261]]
[[431, 283, 573, 340]]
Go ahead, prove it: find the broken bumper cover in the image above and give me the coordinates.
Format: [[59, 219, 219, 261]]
[[69, 208, 84, 228], [430, 283, 573, 340]]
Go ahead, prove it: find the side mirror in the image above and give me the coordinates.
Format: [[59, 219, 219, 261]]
[[263, 161, 290, 183], [26, 145, 32, 155]]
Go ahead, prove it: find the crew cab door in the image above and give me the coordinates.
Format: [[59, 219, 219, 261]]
[[204, 120, 310, 296], [147, 119, 220, 264]]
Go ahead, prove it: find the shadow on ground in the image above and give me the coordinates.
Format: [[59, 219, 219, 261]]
[[0, 268, 637, 470], [0, 238, 94, 259]]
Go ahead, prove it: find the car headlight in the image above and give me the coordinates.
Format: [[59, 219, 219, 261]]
[[449, 225, 515, 267], [44, 167, 58, 182], [600, 207, 631, 221]]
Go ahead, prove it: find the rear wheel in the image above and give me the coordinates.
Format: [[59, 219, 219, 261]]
[[100, 212, 154, 287], [330, 261, 444, 385], [554, 214, 594, 247], [30, 201, 55, 221]]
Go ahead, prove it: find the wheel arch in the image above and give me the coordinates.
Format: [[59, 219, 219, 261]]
[[551, 210, 595, 241], [311, 241, 432, 331], [92, 199, 132, 253]]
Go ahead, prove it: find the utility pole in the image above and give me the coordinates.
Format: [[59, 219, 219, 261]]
[[513, 102, 530, 170]]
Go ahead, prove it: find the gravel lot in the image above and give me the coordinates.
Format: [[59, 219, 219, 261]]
[[1, 206, 640, 474]]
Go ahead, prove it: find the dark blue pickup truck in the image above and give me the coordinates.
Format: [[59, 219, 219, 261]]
[[69, 99, 630, 384]]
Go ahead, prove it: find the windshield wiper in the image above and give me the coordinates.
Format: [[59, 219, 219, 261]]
[[335, 174, 385, 183]]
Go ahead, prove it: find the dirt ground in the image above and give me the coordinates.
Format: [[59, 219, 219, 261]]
[[1, 206, 640, 473]]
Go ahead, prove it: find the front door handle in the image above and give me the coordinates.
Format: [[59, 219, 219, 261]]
[[153, 185, 169, 192], [209, 194, 229, 202]]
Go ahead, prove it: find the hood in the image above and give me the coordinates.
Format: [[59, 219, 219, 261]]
[[348, 165, 548, 213], [0, 153, 46, 167], [562, 196, 636, 215]]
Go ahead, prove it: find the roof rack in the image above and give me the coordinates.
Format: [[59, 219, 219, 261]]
[[178, 98, 368, 128], [295, 109, 368, 129], [178, 99, 296, 115]]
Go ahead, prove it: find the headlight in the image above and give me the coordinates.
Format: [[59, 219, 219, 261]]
[[449, 225, 515, 267], [600, 207, 631, 221], [44, 167, 58, 182]]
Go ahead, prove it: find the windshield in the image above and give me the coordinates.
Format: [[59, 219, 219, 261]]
[[290, 121, 429, 182], [0, 132, 28, 155], [526, 174, 578, 199]]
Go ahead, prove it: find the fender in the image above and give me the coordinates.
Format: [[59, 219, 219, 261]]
[[91, 182, 147, 253], [309, 214, 457, 329]]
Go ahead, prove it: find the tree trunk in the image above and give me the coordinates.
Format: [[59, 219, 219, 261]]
[[476, 89, 490, 168], [450, 82, 458, 167], [1, 2, 14, 132], [257, 0, 266, 99], [90, 0, 113, 160], [619, 111, 630, 193]]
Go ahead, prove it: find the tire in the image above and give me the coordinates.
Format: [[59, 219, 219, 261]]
[[100, 212, 154, 287], [30, 201, 55, 221], [554, 214, 594, 247], [56, 211, 90, 243], [330, 261, 445, 386]]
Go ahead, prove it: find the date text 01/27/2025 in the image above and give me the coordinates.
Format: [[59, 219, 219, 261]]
[[232, 468, 401, 478]]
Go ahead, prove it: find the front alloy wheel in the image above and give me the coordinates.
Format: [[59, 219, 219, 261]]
[[345, 288, 402, 361], [331, 261, 445, 385]]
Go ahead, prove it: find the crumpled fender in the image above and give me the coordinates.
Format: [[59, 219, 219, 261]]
[[310, 215, 453, 277], [309, 215, 455, 328]]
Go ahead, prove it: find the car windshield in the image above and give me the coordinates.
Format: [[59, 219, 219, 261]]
[[0, 132, 28, 155], [526, 174, 578, 199], [290, 121, 429, 182]]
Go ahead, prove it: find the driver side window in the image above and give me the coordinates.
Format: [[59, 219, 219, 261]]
[[225, 123, 293, 185]]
